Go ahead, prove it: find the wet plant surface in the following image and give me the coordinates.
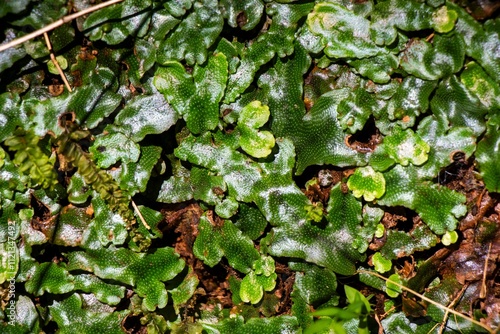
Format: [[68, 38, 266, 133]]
[[0, 0, 499, 333]]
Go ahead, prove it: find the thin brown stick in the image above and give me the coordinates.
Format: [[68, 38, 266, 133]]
[[438, 283, 469, 334], [480, 242, 493, 299], [427, 323, 441, 334], [43, 32, 72, 92], [0, 0, 123, 53], [374, 313, 385, 334], [131, 200, 150, 230], [358, 270, 494, 333], [380, 305, 397, 319]]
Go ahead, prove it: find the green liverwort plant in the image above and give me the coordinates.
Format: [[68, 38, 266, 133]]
[[305, 285, 373, 334]]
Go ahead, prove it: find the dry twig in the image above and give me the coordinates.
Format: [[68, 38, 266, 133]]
[[131, 199, 151, 230], [358, 270, 495, 334], [0, 0, 123, 53], [43, 32, 72, 92], [480, 241, 493, 299], [438, 283, 469, 334]]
